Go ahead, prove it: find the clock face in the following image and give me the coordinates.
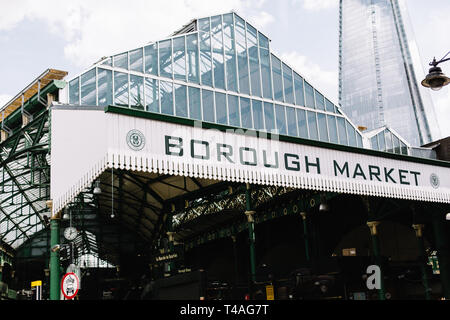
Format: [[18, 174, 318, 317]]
[[64, 227, 78, 241]]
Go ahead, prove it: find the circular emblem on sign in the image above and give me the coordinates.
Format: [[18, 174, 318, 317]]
[[61, 272, 79, 300], [430, 173, 440, 189], [126, 129, 145, 151]]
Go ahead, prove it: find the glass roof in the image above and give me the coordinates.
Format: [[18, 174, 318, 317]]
[[64, 12, 365, 149]]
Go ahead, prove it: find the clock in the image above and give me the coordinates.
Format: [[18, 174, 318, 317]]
[[64, 227, 78, 241]]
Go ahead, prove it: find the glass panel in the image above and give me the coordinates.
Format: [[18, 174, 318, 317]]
[[357, 133, 363, 148], [200, 26, 213, 87], [186, 34, 199, 84], [275, 104, 287, 135], [317, 112, 328, 142], [400, 141, 408, 155], [252, 99, 263, 130], [188, 86, 201, 120], [248, 23, 261, 97], [315, 90, 325, 111], [130, 75, 144, 109], [347, 121, 357, 146], [304, 81, 315, 109], [69, 78, 80, 105], [327, 115, 338, 143], [97, 69, 112, 106], [160, 80, 174, 115], [260, 47, 272, 99], [378, 132, 386, 151], [174, 84, 187, 117], [307, 111, 318, 140], [198, 17, 210, 33], [129, 48, 143, 73], [371, 135, 379, 150], [114, 71, 129, 107], [283, 63, 294, 104], [228, 94, 240, 127], [80, 69, 96, 105], [286, 106, 297, 136], [264, 102, 275, 132], [101, 57, 112, 66], [114, 52, 128, 69], [144, 44, 158, 75], [393, 135, 401, 154], [159, 40, 172, 79], [325, 98, 334, 113], [258, 32, 269, 49], [240, 97, 252, 129], [202, 89, 215, 122], [223, 14, 238, 92], [297, 109, 308, 138], [235, 15, 250, 94], [145, 78, 159, 113], [271, 54, 283, 102], [215, 92, 227, 125], [173, 36, 186, 81], [294, 72, 304, 106], [385, 130, 393, 152], [337, 117, 347, 145], [211, 15, 225, 90]]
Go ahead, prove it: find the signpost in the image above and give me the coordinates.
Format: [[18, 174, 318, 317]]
[[61, 272, 79, 300], [31, 280, 42, 300]]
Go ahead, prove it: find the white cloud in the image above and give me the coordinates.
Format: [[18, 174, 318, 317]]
[[281, 51, 339, 103], [247, 11, 274, 30], [434, 89, 450, 137], [0, 0, 269, 70], [0, 94, 13, 108], [300, 0, 338, 11]]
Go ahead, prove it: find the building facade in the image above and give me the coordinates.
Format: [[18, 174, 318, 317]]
[[338, 0, 440, 147]]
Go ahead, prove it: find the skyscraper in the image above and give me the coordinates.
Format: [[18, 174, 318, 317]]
[[338, 0, 440, 147]]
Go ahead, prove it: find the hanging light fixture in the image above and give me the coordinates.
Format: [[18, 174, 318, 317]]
[[93, 180, 102, 195], [422, 53, 450, 91]]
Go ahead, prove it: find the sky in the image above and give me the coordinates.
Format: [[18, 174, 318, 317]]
[[0, 0, 449, 137]]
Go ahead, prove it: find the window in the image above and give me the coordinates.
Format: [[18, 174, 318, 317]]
[[215, 92, 227, 125], [129, 48, 143, 73], [144, 44, 158, 75], [297, 109, 308, 138], [80, 69, 96, 105], [145, 78, 159, 113], [252, 99, 264, 130], [223, 14, 238, 92], [347, 121, 357, 147], [173, 36, 186, 81], [307, 111, 318, 140], [378, 132, 386, 151], [304, 81, 315, 109], [260, 47, 272, 99], [294, 73, 304, 106], [371, 135, 379, 150], [337, 117, 347, 145], [188, 87, 201, 120], [275, 104, 287, 135], [327, 115, 338, 143], [235, 15, 250, 95], [186, 34, 199, 84], [114, 71, 129, 107], [174, 84, 187, 117], [240, 97, 252, 129], [200, 25, 213, 87], [98, 69, 112, 106], [159, 40, 173, 79], [315, 90, 325, 111], [317, 113, 329, 142], [114, 52, 128, 70], [272, 55, 283, 102], [325, 98, 334, 113], [202, 89, 215, 122], [286, 106, 297, 136], [160, 80, 174, 115], [283, 64, 294, 104], [69, 77, 80, 105], [264, 102, 275, 133], [228, 94, 240, 127], [211, 15, 225, 90], [248, 24, 261, 97], [130, 75, 144, 109]]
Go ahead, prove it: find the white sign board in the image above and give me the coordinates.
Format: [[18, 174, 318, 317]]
[[61, 272, 79, 300]]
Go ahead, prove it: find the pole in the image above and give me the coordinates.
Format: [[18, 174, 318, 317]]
[[300, 212, 310, 262], [245, 184, 256, 289], [412, 224, 431, 300], [431, 212, 450, 299], [367, 221, 385, 300], [49, 217, 61, 300]]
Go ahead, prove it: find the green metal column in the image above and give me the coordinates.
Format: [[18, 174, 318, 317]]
[[245, 183, 256, 285], [300, 212, 310, 262], [49, 217, 61, 300], [412, 224, 431, 300], [367, 221, 385, 300], [431, 212, 450, 299]]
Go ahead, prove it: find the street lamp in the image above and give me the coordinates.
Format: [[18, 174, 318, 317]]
[[421, 51, 450, 91]]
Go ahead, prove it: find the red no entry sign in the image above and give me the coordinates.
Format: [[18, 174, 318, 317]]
[[61, 272, 79, 300]]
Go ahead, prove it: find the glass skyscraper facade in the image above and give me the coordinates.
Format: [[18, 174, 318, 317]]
[[338, 0, 440, 147]]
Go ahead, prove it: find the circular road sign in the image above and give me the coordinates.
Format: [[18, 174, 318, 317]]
[[61, 272, 79, 300]]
